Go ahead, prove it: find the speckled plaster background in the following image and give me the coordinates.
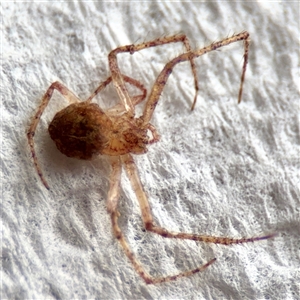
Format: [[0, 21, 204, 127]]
[[2, 2, 299, 299]]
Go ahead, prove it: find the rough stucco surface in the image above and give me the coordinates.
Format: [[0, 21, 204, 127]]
[[2, 2, 299, 299]]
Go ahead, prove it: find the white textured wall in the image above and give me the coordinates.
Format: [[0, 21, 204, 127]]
[[2, 2, 299, 299]]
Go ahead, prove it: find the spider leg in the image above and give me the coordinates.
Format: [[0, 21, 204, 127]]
[[121, 153, 276, 245], [106, 155, 215, 283], [108, 34, 199, 116], [106, 156, 122, 213], [86, 74, 146, 112], [111, 210, 216, 284], [27, 82, 81, 189], [105, 75, 147, 115], [85, 76, 113, 103], [142, 31, 251, 125], [146, 123, 160, 144]]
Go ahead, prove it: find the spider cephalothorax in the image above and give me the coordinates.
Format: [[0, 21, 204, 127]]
[[27, 32, 275, 284]]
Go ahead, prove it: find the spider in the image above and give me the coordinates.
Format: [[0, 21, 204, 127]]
[[27, 31, 275, 284]]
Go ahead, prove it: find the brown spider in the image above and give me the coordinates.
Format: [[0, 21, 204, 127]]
[[27, 32, 275, 284]]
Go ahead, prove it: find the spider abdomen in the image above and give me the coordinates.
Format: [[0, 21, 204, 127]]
[[48, 102, 111, 160]]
